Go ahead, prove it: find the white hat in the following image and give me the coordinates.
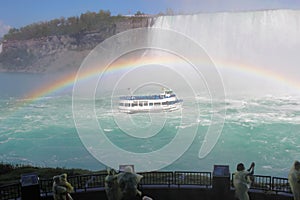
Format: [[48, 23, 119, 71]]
[[124, 165, 133, 173]]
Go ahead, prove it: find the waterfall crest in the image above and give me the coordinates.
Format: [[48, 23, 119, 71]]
[[151, 10, 300, 95]]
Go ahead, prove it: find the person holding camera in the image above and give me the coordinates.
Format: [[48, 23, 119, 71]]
[[233, 162, 255, 200]]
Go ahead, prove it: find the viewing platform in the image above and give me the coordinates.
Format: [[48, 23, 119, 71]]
[[0, 168, 293, 200]]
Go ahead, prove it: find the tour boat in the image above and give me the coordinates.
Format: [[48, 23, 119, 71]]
[[118, 90, 182, 114]]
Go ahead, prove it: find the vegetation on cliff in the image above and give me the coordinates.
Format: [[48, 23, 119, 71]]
[[0, 10, 150, 72], [3, 10, 147, 41]]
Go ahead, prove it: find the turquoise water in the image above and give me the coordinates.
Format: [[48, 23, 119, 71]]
[[0, 72, 300, 178]]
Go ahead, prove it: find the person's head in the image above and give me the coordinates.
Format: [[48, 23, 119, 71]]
[[237, 163, 245, 171], [60, 173, 67, 181], [124, 166, 133, 173], [294, 161, 300, 170]]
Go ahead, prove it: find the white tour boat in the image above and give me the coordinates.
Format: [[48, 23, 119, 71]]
[[118, 90, 182, 114]]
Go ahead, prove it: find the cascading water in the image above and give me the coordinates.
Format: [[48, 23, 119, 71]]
[[140, 9, 300, 176], [151, 10, 300, 96]]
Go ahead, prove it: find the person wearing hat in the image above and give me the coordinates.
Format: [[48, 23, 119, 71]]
[[117, 166, 143, 200], [59, 173, 74, 200], [105, 168, 122, 200], [233, 162, 255, 200], [52, 175, 67, 200], [52, 174, 74, 200], [289, 161, 300, 200], [60, 174, 73, 192]]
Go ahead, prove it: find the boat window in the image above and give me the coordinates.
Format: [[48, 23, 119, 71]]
[[125, 103, 130, 107], [154, 102, 161, 106], [149, 102, 153, 106], [132, 103, 137, 107], [139, 102, 143, 106]]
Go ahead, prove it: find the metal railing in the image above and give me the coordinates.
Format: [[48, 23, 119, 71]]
[[39, 179, 53, 197], [272, 177, 291, 193], [231, 173, 273, 191], [0, 183, 20, 200], [68, 173, 107, 192], [0, 171, 292, 200], [174, 171, 211, 188], [251, 175, 272, 191], [139, 171, 173, 186]]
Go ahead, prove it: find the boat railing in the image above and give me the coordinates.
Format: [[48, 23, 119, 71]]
[[120, 95, 168, 100]]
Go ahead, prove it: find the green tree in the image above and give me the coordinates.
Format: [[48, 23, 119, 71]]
[[135, 11, 145, 16]]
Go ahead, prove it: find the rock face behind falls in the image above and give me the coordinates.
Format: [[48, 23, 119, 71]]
[[0, 16, 150, 73]]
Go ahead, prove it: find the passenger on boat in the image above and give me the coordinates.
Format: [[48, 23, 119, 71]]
[[288, 161, 300, 200], [233, 162, 255, 200]]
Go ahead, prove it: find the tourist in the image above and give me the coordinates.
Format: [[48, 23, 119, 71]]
[[288, 161, 300, 200], [117, 166, 143, 200], [233, 162, 255, 200], [105, 168, 122, 200], [52, 175, 67, 200], [52, 174, 74, 200], [59, 173, 74, 200]]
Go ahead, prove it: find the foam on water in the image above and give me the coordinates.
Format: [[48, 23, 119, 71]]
[[0, 92, 299, 176]]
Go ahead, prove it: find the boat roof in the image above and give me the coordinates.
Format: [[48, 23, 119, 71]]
[[119, 89, 176, 100], [120, 94, 176, 100]]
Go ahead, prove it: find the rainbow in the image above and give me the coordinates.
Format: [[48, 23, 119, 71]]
[[216, 59, 300, 91], [22, 55, 187, 101], [14, 56, 300, 109]]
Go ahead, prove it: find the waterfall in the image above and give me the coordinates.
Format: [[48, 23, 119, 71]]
[[150, 10, 300, 95]]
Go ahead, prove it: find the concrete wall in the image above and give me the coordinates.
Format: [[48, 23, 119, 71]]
[[41, 187, 293, 200]]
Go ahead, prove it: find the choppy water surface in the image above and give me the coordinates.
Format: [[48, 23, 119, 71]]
[[1, 86, 299, 177]]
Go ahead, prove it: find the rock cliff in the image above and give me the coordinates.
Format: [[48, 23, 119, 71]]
[[0, 16, 150, 73]]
